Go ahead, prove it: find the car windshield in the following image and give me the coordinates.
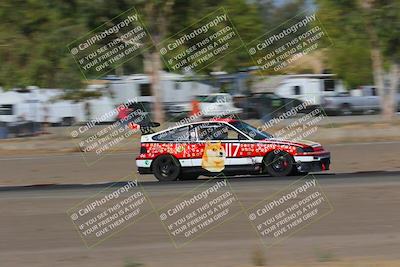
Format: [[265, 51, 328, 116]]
[[196, 95, 210, 102], [230, 121, 273, 140], [200, 95, 229, 103]]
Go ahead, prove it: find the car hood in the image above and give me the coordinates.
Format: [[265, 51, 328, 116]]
[[260, 138, 321, 148]]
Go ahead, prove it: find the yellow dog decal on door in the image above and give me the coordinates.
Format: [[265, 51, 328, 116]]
[[201, 141, 226, 172]]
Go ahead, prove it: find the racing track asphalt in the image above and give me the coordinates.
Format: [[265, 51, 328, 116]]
[[0, 141, 399, 186], [0, 170, 400, 192], [1, 170, 400, 267]]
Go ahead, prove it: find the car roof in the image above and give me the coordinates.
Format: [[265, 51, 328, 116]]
[[151, 119, 239, 135]]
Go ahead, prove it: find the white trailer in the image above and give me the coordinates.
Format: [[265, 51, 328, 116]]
[[253, 74, 346, 108], [0, 89, 115, 125], [274, 74, 346, 107], [105, 72, 215, 105]]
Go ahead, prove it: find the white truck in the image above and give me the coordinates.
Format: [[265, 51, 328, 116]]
[[167, 93, 243, 118], [198, 93, 242, 117], [322, 86, 381, 115]]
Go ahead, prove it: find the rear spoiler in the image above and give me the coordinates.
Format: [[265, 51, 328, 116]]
[[127, 109, 160, 135]]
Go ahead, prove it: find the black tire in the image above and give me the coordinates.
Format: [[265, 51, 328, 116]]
[[340, 103, 352, 116], [263, 151, 294, 177], [179, 173, 199, 180], [290, 168, 308, 176], [152, 155, 181, 181], [61, 117, 75, 126]]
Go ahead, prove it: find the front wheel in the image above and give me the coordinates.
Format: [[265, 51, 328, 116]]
[[263, 151, 294, 177], [153, 155, 181, 181], [290, 168, 308, 176]]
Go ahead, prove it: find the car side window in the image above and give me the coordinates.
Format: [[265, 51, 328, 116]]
[[153, 126, 190, 141], [216, 95, 228, 103], [196, 123, 246, 141]]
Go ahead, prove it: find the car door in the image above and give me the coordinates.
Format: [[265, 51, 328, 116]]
[[151, 125, 196, 168], [224, 125, 255, 167], [216, 123, 252, 167], [193, 122, 251, 171], [366, 87, 379, 110]]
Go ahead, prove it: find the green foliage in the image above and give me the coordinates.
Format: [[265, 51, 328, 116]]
[[370, 1, 400, 63], [315, 0, 373, 88], [328, 39, 373, 89], [162, 0, 264, 73], [2, 0, 395, 91], [258, 0, 308, 30], [0, 0, 264, 88], [0, 0, 85, 89], [316, 0, 400, 88], [62, 89, 102, 102]]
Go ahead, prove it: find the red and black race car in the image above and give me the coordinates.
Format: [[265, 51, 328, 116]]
[[136, 119, 330, 181]]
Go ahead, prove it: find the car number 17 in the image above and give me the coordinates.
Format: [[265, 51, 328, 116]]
[[224, 143, 240, 157]]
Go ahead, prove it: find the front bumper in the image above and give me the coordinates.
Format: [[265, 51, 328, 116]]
[[137, 159, 152, 174], [294, 154, 331, 172], [138, 167, 152, 174]]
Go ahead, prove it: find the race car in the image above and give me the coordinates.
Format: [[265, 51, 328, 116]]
[[136, 119, 330, 181]]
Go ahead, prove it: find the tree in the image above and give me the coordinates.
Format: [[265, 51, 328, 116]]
[[0, 0, 85, 89], [316, 0, 400, 119], [140, 0, 175, 123], [360, 0, 400, 120], [137, 0, 263, 123], [0, 0, 264, 119]]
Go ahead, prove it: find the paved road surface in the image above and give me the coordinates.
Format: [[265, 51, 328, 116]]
[[0, 142, 399, 186], [1, 172, 400, 267]]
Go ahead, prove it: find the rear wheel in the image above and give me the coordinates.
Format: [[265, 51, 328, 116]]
[[340, 103, 352, 116], [263, 151, 294, 177], [153, 155, 181, 181]]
